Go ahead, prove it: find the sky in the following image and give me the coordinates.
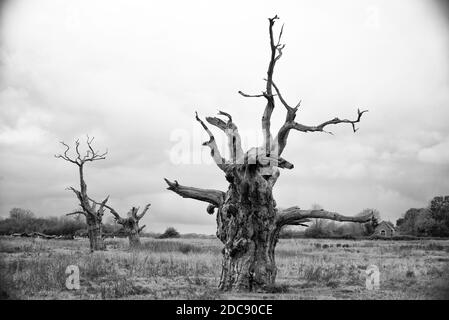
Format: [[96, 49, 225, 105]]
[[0, 0, 448, 234]]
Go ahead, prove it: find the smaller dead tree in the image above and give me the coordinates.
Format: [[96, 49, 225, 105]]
[[96, 202, 151, 247], [55, 136, 108, 252]]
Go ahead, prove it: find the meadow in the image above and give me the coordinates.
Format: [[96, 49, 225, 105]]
[[0, 236, 448, 300]]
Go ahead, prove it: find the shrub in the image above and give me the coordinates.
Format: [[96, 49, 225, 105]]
[[158, 227, 180, 239]]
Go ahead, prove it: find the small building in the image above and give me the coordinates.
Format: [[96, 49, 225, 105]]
[[373, 221, 396, 237]]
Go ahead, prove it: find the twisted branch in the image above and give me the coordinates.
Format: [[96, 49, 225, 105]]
[[55, 135, 108, 166], [274, 108, 368, 156], [195, 112, 229, 171], [205, 110, 244, 163], [164, 178, 225, 209]]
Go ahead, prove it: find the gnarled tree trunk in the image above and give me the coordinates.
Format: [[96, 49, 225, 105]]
[[86, 215, 105, 251], [217, 166, 276, 291], [165, 15, 372, 292]]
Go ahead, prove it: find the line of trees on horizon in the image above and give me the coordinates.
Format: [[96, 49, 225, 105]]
[[2, 195, 448, 239], [396, 196, 449, 237], [0, 208, 119, 236], [0, 208, 187, 239]]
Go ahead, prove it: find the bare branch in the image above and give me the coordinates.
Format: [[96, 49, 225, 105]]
[[238, 91, 268, 98], [96, 195, 109, 217], [274, 44, 285, 62], [262, 15, 285, 155], [55, 137, 107, 167], [217, 110, 232, 122], [276, 24, 284, 46], [88, 196, 122, 222], [205, 116, 227, 131], [164, 178, 225, 208], [66, 211, 85, 216], [67, 187, 83, 203], [298, 108, 369, 134], [276, 206, 374, 227], [274, 108, 368, 156], [270, 80, 299, 122], [266, 79, 302, 156], [55, 141, 79, 165], [136, 203, 151, 220], [206, 110, 244, 163], [261, 96, 275, 154], [84, 135, 108, 162], [237, 16, 285, 156], [105, 206, 122, 222], [138, 225, 146, 233], [195, 112, 229, 171], [84, 135, 94, 160], [75, 139, 82, 162]]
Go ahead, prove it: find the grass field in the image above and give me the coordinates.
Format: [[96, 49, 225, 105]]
[[1, 236, 448, 300]]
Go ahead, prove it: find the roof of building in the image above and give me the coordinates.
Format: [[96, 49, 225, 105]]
[[375, 221, 396, 231]]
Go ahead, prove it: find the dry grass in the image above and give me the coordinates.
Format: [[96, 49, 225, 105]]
[[0, 236, 448, 300]]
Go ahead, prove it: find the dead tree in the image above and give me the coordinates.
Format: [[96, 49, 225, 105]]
[[97, 202, 151, 247], [165, 16, 373, 292], [55, 136, 109, 252]]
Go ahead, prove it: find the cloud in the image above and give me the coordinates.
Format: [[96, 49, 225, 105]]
[[418, 137, 449, 165], [0, 0, 448, 233]]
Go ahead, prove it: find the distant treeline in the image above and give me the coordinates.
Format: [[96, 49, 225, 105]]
[[279, 230, 447, 241], [0, 208, 120, 236], [0, 208, 215, 239], [396, 196, 449, 237], [3, 195, 448, 239]]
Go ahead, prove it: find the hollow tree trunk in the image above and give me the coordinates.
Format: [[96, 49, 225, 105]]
[[86, 216, 105, 252], [217, 165, 279, 291]]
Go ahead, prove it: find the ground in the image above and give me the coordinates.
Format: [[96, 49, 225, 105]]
[[0, 236, 448, 300]]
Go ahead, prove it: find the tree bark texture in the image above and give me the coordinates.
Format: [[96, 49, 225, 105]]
[[86, 214, 106, 251], [217, 165, 277, 291]]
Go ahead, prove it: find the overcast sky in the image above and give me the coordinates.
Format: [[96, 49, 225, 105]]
[[0, 0, 448, 234]]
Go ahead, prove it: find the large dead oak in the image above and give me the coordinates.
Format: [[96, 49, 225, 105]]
[[165, 16, 372, 292]]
